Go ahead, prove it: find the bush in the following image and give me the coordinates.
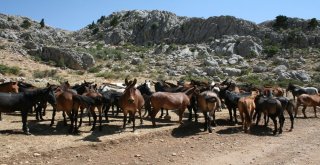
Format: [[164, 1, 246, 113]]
[[88, 65, 102, 73], [0, 64, 20, 75], [88, 21, 96, 29], [40, 18, 45, 28], [273, 15, 288, 29], [33, 69, 57, 78], [151, 22, 159, 31], [263, 45, 280, 58], [110, 16, 119, 27], [21, 20, 31, 29], [308, 18, 318, 30], [97, 16, 106, 24]]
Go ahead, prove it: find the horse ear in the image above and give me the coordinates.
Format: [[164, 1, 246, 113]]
[[13, 81, 17, 85], [125, 78, 129, 86], [132, 78, 137, 86]]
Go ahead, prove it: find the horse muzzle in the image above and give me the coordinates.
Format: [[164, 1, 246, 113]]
[[128, 99, 135, 103]]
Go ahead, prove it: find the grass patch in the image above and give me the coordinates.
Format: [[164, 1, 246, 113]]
[[0, 64, 20, 75], [33, 69, 57, 78]]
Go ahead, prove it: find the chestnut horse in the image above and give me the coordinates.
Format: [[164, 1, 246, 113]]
[[295, 94, 320, 118], [238, 96, 256, 133], [119, 78, 145, 132], [196, 90, 221, 133], [0, 82, 19, 120], [150, 87, 195, 127]]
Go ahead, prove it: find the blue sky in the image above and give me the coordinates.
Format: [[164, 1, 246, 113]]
[[0, 0, 319, 31]]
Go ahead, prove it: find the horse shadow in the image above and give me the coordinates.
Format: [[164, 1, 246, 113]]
[[171, 122, 203, 138], [215, 126, 242, 135], [80, 124, 123, 142], [248, 125, 274, 136]]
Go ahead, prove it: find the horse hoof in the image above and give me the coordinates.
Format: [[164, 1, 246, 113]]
[[106, 120, 110, 123], [164, 115, 171, 120]]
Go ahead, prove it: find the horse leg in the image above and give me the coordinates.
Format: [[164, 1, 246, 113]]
[[62, 111, 68, 126], [131, 111, 136, 132], [88, 108, 92, 126], [203, 112, 208, 132], [211, 109, 217, 127], [138, 107, 143, 125], [22, 109, 30, 135], [98, 106, 102, 131], [227, 107, 233, 123], [151, 108, 160, 127], [50, 108, 57, 127], [0, 112, 2, 121], [104, 104, 110, 123], [270, 116, 277, 135], [233, 108, 238, 124], [67, 111, 74, 133], [123, 111, 128, 131], [90, 107, 97, 131], [239, 110, 245, 131], [207, 112, 213, 133], [287, 106, 294, 131], [188, 105, 193, 122], [178, 108, 185, 125], [256, 112, 261, 126], [159, 108, 164, 118], [313, 106, 317, 118], [78, 107, 84, 128], [73, 109, 79, 134], [302, 106, 307, 118], [279, 114, 285, 134]]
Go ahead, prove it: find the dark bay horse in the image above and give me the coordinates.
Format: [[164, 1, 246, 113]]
[[0, 81, 19, 120], [119, 78, 145, 132], [0, 86, 56, 134], [254, 94, 285, 135]]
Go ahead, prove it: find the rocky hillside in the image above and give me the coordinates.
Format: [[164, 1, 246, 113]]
[[1, 10, 320, 86]]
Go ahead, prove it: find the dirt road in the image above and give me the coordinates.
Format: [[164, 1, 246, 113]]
[[0, 107, 320, 165]]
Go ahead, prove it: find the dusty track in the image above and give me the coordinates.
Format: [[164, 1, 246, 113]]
[[0, 106, 320, 165]]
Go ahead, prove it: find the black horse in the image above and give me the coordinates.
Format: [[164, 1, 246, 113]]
[[287, 83, 318, 100], [137, 82, 153, 117], [0, 86, 56, 135]]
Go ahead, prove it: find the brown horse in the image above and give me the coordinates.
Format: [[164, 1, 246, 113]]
[[150, 87, 195, 127], [50, 82, 78, 133], [263, 86, 285, 97], [81, 86, 105, 131], [0, 82, 19, 120], [238, 96, 256, 133], [295, 94, 320, 118], [119, 78, 145, 132], [196, 90, 221, 133]]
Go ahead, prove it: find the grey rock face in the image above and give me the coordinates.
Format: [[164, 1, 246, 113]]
[[35, 47, 95, 70], [277, 70, 311, 82], [131, 57, 143, 65]]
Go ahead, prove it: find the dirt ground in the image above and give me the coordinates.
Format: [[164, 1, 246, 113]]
[[0, 105, 320, 165]]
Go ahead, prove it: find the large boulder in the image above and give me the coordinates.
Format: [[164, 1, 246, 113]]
[[222, 67, 242, 76], [277, 70, 311, 82], [35, 47, 95, 70]]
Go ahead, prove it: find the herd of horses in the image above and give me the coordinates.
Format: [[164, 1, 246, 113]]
[[0, 78, 319, 136]]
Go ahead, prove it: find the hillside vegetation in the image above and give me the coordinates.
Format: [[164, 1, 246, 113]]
[[0, 11, 319, 87]]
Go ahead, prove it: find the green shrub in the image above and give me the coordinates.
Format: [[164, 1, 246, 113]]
[[92, 27, 99, 35], [88, 65, 102, 73], [88, 21, 96, 29], [110, 16, 119, 27], [97, 16, 106, 24], [0, 64, 20, 75], [21, 20, 31, 29], [263, 45, 280, 57], [151, 22, 159, 31]]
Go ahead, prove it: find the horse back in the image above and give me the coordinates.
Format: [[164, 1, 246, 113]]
[[151, 92, 189, 110]]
